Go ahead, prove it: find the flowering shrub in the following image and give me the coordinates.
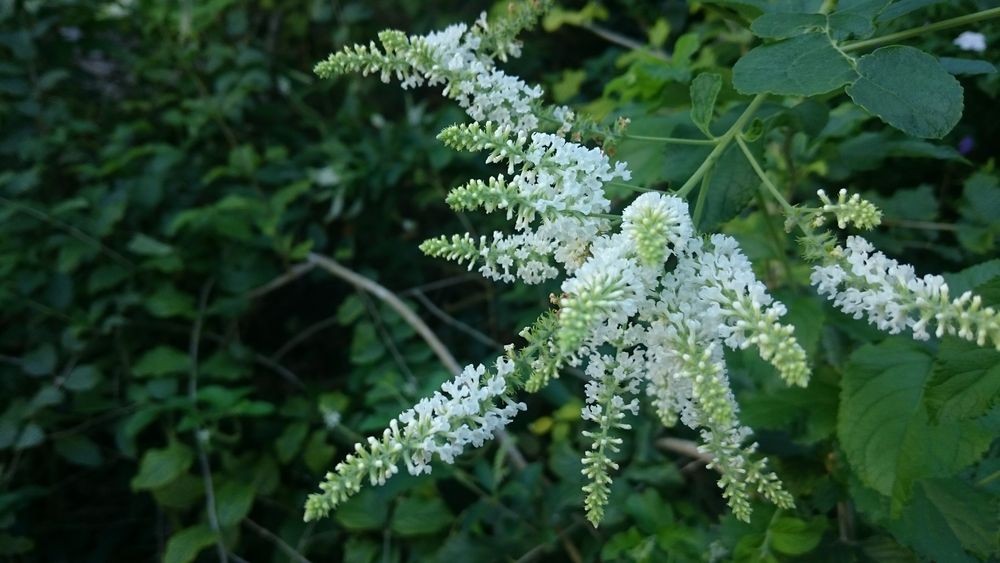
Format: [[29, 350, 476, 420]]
[[303, 0, 1000, 542]]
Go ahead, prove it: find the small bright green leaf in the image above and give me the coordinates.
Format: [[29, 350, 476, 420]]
[[131, 440, 194, 490], [215, 481, 255, 527], [163, 525, 216, 563], [733, 32, 857, 96], [846, 46, 963, 139], [749, 13, 826, 39], [689, 73, 722, 136], [391, 497, 454, 536], [133, 346, 189, 378], [769, 516, 825, 555], [22, 344, 56, 376], [127, 234, 174, 257]]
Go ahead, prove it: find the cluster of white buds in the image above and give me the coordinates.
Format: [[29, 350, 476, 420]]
[[811, 188, 882, 230], [304, 358, 526, 522], [812, 236, 999, 349]]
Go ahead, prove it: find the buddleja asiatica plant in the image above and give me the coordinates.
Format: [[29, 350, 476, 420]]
[[304, 1, 1000, 527]]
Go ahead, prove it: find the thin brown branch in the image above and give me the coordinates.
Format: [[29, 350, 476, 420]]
[[656, 437, 713, 464], [243, 518, 314, 563], [246, 262, 316, 301]]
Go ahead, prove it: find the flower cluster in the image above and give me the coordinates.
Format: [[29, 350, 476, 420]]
[[315, 7, 567, 133], [422, 121, 629, 284], [812, 236, 1000, 349], [810, 188, 882, 230], [304, 358, 526, 522], [306, 3, 993, 529]]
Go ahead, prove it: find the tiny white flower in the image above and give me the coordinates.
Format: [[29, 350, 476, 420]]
[[954, 31, 987, 53]]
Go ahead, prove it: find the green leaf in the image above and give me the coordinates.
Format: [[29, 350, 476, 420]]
[[839, 339, 994, 509], [939, 57, 997, 76], [336, 489, 389, 531], [64, 364, 101, 392], [302, 429, 336, 474], [127, 234, 174, 257], [274, 421, 309, 464], [749, 13, 826, 39], [876, 0, 945, 23], [697, 141, 761, 230], [54, 435, 103, 467], [131, 440, 194, 490], [391, 497, 454, 536], [733, 32, 857, 96], [215, 481, 255, 528], [925, 338, 1000, 422], [891, 479, 996, 562], [943, 259, 1000, 295], [350, 322, 385, 365], [145, 284, 196, 319], [769, 516, 825, 555], [689, 73, 722, 136], [14, 423, 44, 450], [845, 46, 963, 139], [828, 0, 891, 40], [163, 525, 217, 563], [133, 346, 190, 378], [22, 344, 56, 376]]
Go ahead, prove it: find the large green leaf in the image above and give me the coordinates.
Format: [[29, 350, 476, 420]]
[[390, 496, 454, 536], [845, 46, 963, 139], [890, 479, 997, 562], [839, 339, 994, 508], [696, 140, 762, 230], [925, 338, 1000, 422], [733, 32, 857, 96], [749, 13, 826, 39], [689, 73, 722, 136]]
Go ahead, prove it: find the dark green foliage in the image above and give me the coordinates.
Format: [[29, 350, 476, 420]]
[[1, 0, 999, 562]]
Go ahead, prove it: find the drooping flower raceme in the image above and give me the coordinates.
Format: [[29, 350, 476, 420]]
[[304, 357, 526, 522], [812, 236, 1000, 349]]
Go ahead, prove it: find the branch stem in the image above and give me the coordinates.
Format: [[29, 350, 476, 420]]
[[842, 7, 1000, 53]]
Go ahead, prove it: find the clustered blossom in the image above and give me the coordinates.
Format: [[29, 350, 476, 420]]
[[309, 3, 996, 528], [812, 236, 1000, 349], [304, 358, 526, 522], [580, 351, 642, 525], [315, 12, 571, 133], [812, 188, 882, 230], [422, 121, 629, 284]]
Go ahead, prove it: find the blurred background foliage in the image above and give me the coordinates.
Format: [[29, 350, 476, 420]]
[[0, 0, 997, 562]]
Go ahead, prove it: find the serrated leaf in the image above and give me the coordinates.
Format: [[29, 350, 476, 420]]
[[925, 338, 1000, 422], [690, 73, 722, 136], [131, 440, 193, 490], [846, 46, 963, 139], [828, 0, 891, 40], [890, 479, 996, 562], [133, 346, 189, 378], [163, 525, 216, 563], [391, 496, 454, 536], [733, 32, 857, 96], [750, 13, 826, 39], [839, 339, 994, 509]]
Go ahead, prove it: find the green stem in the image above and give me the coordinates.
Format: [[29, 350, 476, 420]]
[[676, 94, 767, 198], [736, 137, 795, 217], [622, 134, 716, 145], [692, 167, 713, 229], [842, 7, 1000, 53], [608, 180, 657, 193]]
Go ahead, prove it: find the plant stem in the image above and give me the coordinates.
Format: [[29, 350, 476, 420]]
[[621, 134, 715, 145], [692, 166, 713, 229], [736, 137, 793, 216], [608, 180, 657, 193], [842, 7, 1000, 53], [676, 94, 767, 199]]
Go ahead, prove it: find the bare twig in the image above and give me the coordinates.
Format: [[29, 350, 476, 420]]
[[246, 262, 316, 301], [881, 218, 958, 231], [580, 23, 669, 61], [399, 273, 482, 296], [656, 437, 713, 464], [188, 280, 227, 563], [271, 314, 340, 362], [306, 252, 528, 470], [410, 290, 501, 349], [244, 518, 314, 563]]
